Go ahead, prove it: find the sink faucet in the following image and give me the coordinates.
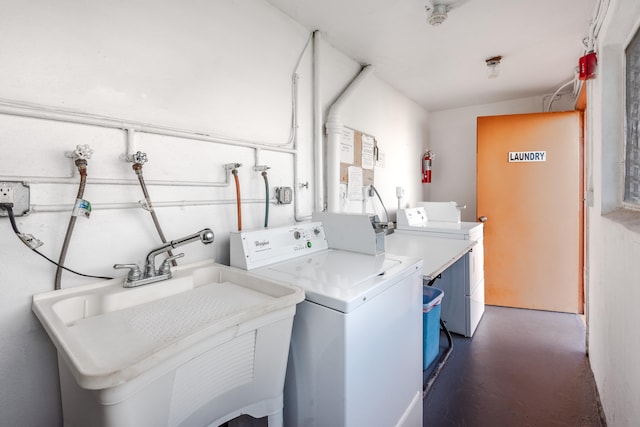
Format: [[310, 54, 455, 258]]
[[114, 228, 215, 288]]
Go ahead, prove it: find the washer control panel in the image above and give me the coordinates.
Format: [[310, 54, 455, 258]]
[[230, 222, 328, 270]]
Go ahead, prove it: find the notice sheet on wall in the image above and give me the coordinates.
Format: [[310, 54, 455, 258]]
[[347, 166, 363, 200], [361, 134, 375, 170], [340, 128, 355, 164]]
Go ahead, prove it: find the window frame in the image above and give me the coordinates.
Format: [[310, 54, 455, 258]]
[[623, 23, 640, 211]]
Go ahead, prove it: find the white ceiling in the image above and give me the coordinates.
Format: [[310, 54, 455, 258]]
[[265, 0, 595, 112]]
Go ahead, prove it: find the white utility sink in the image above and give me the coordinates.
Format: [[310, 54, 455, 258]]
[[32, 259, 304, 427]]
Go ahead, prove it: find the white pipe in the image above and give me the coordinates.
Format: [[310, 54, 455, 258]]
[[290, 33, 314, 222], [0, 175, 234, 188], [31, 198, 275, 213], [0, 34, 313, 216], [0, 99, 296, 155], [545, 78, 575, 112], [313, 30, 324, 213], [126, 128, 137, 160], [325, 65, 375, 212]]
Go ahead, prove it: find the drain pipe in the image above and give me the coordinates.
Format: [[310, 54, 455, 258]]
[[325, 65, 375, 212], [55, 144, 93, 290]]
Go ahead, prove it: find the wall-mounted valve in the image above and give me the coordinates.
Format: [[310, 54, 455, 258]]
[[66, 144, 94, 161], [224, 163, 242, 173], [131, 151, 148, 166]]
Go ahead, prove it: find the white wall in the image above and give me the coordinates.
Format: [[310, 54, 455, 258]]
[[0, 1, 428, 425], [587, 1, 640, 426], [426, 95, 572, 221]]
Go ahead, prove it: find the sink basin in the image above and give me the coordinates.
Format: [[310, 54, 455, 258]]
[[32, 259, 304, 427]]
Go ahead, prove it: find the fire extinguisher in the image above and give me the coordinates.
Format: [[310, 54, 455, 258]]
[[422, 150, 433, 183]]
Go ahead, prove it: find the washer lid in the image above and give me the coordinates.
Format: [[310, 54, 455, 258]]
[[255, 250, 420, 313]]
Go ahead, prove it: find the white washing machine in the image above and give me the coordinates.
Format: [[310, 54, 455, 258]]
[[396, 207, 485, 337], [230, 221, 423, 427]]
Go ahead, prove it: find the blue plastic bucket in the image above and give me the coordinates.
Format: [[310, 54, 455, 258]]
[[423, 286, 444, 370]]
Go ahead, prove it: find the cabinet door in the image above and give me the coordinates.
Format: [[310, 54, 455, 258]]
[[469, 237, 484, 294]]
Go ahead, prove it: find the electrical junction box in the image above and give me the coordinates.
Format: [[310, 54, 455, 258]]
[[0, 181, 30, 216], [275, 187, 293, 204]]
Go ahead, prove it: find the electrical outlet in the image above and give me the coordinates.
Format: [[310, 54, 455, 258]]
[[0, 186, 13, 204], [0, 182, 30, 216], [275, 186, 293, 204]]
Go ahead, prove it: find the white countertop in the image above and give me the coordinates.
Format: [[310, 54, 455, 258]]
[[385, 233, 476, 280]]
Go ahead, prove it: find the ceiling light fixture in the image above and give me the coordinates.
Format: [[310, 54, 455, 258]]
[[485, 56, 502, 79]]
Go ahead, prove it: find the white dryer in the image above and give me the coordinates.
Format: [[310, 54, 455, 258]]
[[396, 207, 485, 337], [230, 222, 423, 427]]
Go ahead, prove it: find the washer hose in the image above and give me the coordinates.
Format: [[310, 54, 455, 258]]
[[262, 171, 269, 228], [54, 159, 87, 290], [133, 162, 177, 267], [232, 169, 242, 231], [370, 185, 390, 224]]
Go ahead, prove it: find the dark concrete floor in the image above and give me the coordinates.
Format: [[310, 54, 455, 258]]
[[423, 306, 606, 427]]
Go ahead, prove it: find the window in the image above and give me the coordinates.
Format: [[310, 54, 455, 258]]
[[625, 25, 640, 205]]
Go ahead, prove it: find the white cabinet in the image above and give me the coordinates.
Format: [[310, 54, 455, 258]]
[[396, 221, 485, 337]]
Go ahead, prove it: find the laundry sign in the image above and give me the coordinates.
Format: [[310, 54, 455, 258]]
[[508, 151, 547, 163]]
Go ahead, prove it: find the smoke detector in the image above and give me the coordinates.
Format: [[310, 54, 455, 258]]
[[426, 4, 449, 25], [425, 1, 469, 26]]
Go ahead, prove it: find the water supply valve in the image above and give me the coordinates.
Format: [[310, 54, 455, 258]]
[[224, 163, 242, 172], [131, 151, 148, 165], [66, 144, 94, 161]]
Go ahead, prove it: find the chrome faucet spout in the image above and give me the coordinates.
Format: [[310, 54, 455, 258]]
[[144, 228, 215, 277], [115, 228, 215, 288]]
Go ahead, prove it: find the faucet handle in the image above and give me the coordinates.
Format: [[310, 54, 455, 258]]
[[158, 253, 185, 275], [113, 264, 142, 281]]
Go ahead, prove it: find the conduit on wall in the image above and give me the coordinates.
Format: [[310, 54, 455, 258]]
[[325, 65, 375, 212], [0, 102, 294, 190], [0, 32, 315, 217], [313, 30, 324, 213], [291, 33, 313, 222], [30, 198, 273, 213]]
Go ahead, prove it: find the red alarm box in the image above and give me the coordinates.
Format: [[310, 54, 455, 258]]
[[579, 51, 597, 80]]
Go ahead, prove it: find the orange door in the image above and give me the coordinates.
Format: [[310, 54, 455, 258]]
[[477, 111, 583, 313]]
